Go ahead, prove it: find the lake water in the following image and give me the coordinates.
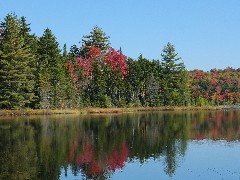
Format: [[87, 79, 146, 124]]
[[0, 110, 240, 179]]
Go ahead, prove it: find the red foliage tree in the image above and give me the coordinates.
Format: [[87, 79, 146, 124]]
[[68, 47, 128, 80], [105, 48, 128, 78]]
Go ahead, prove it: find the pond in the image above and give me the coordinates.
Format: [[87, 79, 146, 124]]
[[0, 110, 240, 179]]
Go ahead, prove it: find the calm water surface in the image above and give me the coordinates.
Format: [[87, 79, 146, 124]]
[[0, 110, 240, 179]]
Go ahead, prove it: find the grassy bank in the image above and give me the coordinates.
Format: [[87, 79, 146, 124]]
[[0, 106, 225, 116]]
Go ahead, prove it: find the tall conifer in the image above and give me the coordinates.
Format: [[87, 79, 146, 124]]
[[80, 26, 110, 57], [37, 28, 62, 108], [0, 14, 35, 109], [160, 42, 189, 106]]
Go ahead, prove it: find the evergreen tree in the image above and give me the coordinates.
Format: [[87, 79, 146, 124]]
[[89, 61, 108, 107], [137, 55, 150, 106], [37, 28, 62, 108], [20, 17, 37, 48], [145, 73, 161, 107], [59, 44, 79, 108], [19, 16, 39, 108], [62, 43, 67, 57], [69, 44, 79, 57], [0, 14, 35, 109], [80, 26, 110, 57], [124, 56, 162, 107], [160, 42, 189, 106]]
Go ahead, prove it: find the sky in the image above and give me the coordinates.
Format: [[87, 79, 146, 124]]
[[0, 0, 240, 71]]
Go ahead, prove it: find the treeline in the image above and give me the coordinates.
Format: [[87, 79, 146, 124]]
[[190, 68, 240, 106], [0, 14, 239, 109]]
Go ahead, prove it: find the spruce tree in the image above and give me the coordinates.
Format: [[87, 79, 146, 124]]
[[0, 14, 35, 109]]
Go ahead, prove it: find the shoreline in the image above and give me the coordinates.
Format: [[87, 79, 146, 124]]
[[0, 106, 232, 116]]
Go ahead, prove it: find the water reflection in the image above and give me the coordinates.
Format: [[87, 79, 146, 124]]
[[0, 110, 239, 179]]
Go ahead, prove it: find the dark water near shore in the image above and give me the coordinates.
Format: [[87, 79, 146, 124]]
[[0, 110, 240, 179]]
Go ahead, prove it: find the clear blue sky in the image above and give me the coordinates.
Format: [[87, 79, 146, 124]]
[[1, 0, 240, 70]]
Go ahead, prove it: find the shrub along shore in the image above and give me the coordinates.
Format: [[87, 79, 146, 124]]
[[0, 106, 228, 116]]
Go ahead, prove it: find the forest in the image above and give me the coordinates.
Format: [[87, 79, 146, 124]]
[[0, 14, 239, 109]]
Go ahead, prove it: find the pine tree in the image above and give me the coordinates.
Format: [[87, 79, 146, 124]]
[[80, 26, 110, 57], [19, 16, 39, 108], [0, 14, 35, 109], [145, 73, 161, 107], [124, 57, 144, 106], [37, 28, 62, 108], [160, 42, 189, 106], [58, 44, 78, 108], [89, 61, 108, 107]]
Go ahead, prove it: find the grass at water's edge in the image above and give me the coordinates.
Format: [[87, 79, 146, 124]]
[[0, 106, 226, 116]]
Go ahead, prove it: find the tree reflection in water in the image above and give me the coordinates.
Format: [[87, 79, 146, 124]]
[[0, 110, 239, 179]]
